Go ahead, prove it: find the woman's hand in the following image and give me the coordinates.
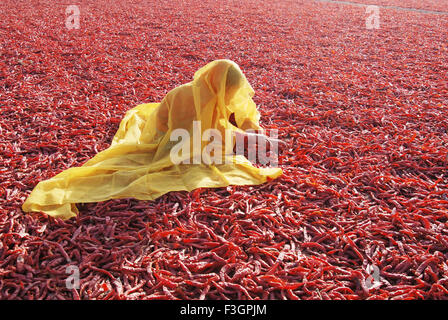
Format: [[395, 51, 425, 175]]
[[233, 130, 286, 164]]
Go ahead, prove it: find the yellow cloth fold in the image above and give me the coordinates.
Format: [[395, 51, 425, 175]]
[[22, 60, 283, 220]]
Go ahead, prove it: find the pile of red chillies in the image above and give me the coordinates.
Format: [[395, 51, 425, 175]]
[[1, 0, 448, 299]]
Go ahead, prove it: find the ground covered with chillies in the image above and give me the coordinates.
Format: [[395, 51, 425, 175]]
[[332, 0, 448, 12], [1, 0, 448, 300]]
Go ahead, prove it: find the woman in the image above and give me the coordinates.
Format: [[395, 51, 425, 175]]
[[22, 60, 283, 220]]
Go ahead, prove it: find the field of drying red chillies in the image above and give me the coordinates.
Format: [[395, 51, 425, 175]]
[[1, 0, 448, 300]]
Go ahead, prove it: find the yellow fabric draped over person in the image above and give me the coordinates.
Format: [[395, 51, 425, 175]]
[[22, 60, 283, 220]]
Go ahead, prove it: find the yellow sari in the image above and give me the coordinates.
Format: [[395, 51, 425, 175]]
[[22, 60, 282, 220]]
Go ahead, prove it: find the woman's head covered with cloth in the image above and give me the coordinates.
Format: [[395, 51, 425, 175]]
[[192, 59, 262, 132]]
